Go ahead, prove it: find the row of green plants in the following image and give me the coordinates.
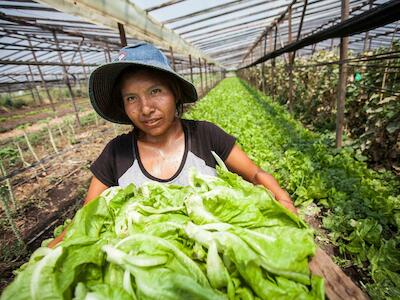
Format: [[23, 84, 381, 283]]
[[0, 84, 88, 112], [184, 78, 400, 299], [0, 111, 104, 172], [239, 41, 400, 172]]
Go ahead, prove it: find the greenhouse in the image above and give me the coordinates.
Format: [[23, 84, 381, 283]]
[[0, 0, 399, 299]]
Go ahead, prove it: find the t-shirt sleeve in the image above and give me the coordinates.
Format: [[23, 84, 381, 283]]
[[90, 140, 117, 187], [206, 122, 237, 161]]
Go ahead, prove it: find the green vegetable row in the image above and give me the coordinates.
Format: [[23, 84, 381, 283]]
[[184, 77, 400, 299]]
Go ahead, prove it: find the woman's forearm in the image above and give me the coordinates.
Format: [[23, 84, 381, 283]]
[[253, 169, 297, 214]]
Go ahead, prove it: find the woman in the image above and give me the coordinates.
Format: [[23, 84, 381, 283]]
[[48, 43, 296, 248]]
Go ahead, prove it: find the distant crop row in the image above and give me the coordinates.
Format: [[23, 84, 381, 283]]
[[184, 77, 400, 299]]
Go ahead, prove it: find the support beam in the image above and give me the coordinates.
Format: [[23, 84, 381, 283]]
[[243, 0, 400, 68], [336, 0, 349, 148], [146, 0, 186, 13], [27, 37, 55, 111], [36, 0, 213, 61], [52, 31, 81, 127], [0, 60, 98, 67]]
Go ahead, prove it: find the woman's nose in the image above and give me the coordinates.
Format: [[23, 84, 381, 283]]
[[140, 97, 155, 115]]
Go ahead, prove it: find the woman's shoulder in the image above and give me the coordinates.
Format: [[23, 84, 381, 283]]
[[103, 130, 134, 150], [181, 119, 218, 130]]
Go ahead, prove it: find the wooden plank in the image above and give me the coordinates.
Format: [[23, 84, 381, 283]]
[[310, 248, 369, 300]]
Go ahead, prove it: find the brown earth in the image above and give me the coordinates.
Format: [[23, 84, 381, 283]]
[[0, 120, 131, 292]]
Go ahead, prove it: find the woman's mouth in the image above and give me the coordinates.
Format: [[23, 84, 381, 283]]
[[143, 118, 162, 127]]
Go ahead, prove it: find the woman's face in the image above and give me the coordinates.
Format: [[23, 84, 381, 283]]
[[120, 69, 177, 137]]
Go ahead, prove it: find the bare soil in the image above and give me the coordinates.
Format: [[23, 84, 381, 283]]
[[0, 120, 130, 292], [0, 98, 91, 141]]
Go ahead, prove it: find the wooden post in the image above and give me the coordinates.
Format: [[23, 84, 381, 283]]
[[261, 34, 267, 94], [57, 122, 65, 138], [94, 112, 99, 126], [23, 132, 45, 171], [379, 25, 398, 102], [0, 161, 16, 210], [118, 22, 127, 47], [0, 175, 24, 247], [312, 43, 317, 55], [52, 31, 81, 127], [269, 29, 273, 95], [188, 54, 194, 83], [47, 125, 59, 154], [288, 6, 294, 113], [335, 0, 349, 148], [203, 59, 208, 91], [272, 25, 278, 100], [198, 58, 204, 95], [27, 37, 55, 111], [68, 121, 76, 145], [15, 142, 29, 168], [169, 46, 176, 71]]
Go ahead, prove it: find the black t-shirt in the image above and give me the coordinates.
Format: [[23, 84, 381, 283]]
[[90, 119, 236, 187]]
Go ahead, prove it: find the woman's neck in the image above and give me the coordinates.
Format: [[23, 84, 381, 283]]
[[137, 117, 183, 146]]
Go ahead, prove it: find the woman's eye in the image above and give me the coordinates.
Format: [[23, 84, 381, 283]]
[[126, 96, 137, 102], [151, 88, 161, 95]]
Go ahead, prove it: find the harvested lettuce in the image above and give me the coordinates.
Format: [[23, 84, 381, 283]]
[[1, 167, 324, 300]]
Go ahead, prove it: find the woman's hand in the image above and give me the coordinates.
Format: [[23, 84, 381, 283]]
[[225, 144, 298, 214]]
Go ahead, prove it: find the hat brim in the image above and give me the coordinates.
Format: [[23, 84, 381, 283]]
[[89, 61, 198, 125]]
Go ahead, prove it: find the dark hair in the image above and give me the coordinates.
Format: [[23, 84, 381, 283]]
[[112, 66, 184, 122]]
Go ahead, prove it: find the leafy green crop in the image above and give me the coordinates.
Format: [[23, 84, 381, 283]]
[[1, 166, 323, 300], [184, 78, 400, 299]]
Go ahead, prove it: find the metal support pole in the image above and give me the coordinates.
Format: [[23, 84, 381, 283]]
[[363, 0, 373, 52], [169, 46, 176, 71], [336, 0, 349, 148], [118, 22, 127, 47], [198, 58, 204, 95], [27, 65, 43, 105], [52, 31, 81, 126], [27, 37, 55, 111], [25, 74, 38, 105], [188, 54, 194, 83], [106, 44, 112, 62]]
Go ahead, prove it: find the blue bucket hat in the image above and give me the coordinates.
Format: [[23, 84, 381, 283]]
[[88, 43, 198, 124]]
